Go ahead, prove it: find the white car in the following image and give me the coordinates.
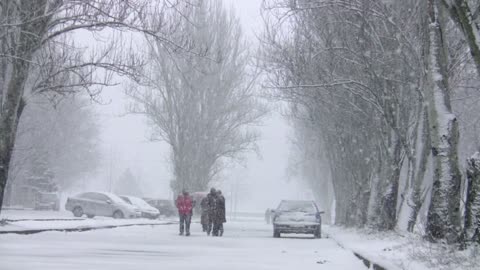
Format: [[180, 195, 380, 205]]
[[272, 200, 323, 238], [65, 191, 141, 219], [120, 195, 160, 219]]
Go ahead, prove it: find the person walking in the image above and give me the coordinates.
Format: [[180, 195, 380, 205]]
[[200, 195, 210, 232], [215, 190, 226, 236], [175, 189, 194, 236], [265, 208, 271, 224], [206, 188, 217, 236]]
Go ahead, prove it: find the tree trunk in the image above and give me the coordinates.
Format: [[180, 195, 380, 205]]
[[0, 61, 31, 214], [381, 136, 402, 231], [425, 0, 462, 244], [0, 0, 52, 213], [408, 109, 432, 232], [464, 152, 480, 243]]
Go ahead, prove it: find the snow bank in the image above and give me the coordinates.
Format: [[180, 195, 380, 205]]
[[0, 210, 176, 234], [0, 218, 176, 234], [325, 226, 479, 270]]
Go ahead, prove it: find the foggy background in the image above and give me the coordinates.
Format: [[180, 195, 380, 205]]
[[87, 0, 311, 212]]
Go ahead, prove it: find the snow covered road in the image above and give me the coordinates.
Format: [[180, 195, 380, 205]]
[[0, 219, 367, 270]]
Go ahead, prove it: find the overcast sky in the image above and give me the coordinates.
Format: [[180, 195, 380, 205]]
[[88, 0, 311, 213]]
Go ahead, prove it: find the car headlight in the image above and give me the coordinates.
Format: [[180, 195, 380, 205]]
[[273, 214, 281, 222]]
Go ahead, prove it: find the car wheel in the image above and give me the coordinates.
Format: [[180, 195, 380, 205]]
[[314, 226, 321, 238], [273, 229, 281, 238], [87, 214, 95, 219], [113, 210, 124, 219], [73, 207, 83, 217]]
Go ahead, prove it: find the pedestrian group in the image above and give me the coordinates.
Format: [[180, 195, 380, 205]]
[[175, 188, 226, 237]]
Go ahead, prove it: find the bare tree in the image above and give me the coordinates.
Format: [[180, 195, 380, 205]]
[[261, 0, 424, 229], [0, 0, 181, 212], [128, 0, 264, 194]]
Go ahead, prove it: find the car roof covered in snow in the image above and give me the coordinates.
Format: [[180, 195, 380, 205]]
[[280, 200, 316, 204]]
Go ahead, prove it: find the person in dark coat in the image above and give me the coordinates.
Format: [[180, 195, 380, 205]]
[[175, 190, 194, 236], [200, 196, 210, 232], [206, 188, 217, 236], [215, 190, 226, 236]]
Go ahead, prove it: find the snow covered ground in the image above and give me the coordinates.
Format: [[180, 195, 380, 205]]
[[0, 216, 367, 270]]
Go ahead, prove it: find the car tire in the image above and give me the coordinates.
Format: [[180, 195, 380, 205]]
[[87, 214, 95, 219], [314, 226, 321, 238], [273, 229, 281, 238], [113, 210, 124, 219], [73, 207, 83, 217]]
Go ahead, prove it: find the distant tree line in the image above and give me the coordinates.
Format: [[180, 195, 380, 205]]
[[4, 92, 99, 204]]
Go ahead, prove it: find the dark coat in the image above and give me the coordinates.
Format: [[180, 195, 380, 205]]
[[200, 197, 210, 225], [216, 195, 226, 223], [206, 193, 217, 214]]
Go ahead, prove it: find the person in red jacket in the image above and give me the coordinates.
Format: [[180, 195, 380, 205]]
[[176, 190, 194, 236]]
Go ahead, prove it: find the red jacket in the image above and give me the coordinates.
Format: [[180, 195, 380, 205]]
[[176, 195, 193, 215]]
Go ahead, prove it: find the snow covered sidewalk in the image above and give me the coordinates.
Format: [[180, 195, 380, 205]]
[[0, 210, 176, 234], [325, 226, 479, 270], [0, 209, 83, 221]]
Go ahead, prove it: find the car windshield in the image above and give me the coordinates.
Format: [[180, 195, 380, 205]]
[[40, 193, 57, 200], [121, 197, 132, 204], [128, 197, 151, 208], [102, 193, 126, 204], [277, 201, 316, 213]]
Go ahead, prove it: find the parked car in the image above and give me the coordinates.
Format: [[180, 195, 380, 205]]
[[65, 192, 140, 219], [120, 195, 160, 219], [272, 200, 323, 238], [143, 198, 176, 217], [18, 186, 60, 211], [34, 191, 60, 211]]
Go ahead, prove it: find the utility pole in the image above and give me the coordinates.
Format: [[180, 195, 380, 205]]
[[108, 146, 114, 192]]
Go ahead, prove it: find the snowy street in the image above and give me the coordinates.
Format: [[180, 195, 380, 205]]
[[0, 217, 367, 270]]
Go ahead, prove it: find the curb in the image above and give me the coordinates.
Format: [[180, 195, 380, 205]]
[[352, 252, 387, 270], [4, 218, 86, 223], [325, 231, 391, 270]]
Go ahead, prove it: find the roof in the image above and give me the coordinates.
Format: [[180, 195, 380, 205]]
[[280, 200, 315, 203]]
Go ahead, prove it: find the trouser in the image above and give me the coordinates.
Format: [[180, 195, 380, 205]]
[[207, 216, 214, 235], [201, 212, 209, 232], [179, 213, 192, 234], [219, 223, 224, 236], [212, 222, 223, 236]]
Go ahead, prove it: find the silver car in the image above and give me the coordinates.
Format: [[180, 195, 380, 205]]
[[120, 195, 160, 219], [65, 192, 140, 219], [272, 200, 323, 238]]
